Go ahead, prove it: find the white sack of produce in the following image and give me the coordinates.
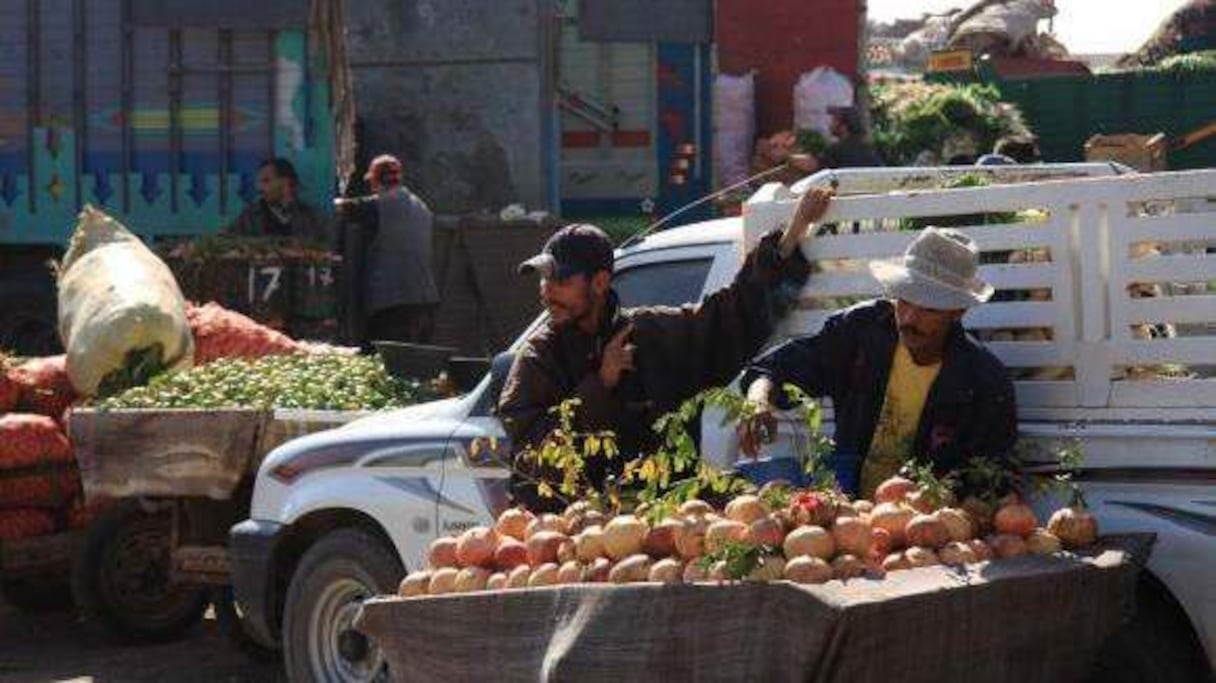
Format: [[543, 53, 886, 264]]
[[57, 205, 194, 396], [792, 67, 853, 136]]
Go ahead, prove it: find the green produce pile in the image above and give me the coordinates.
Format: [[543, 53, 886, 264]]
[[97, 353, 436, 411], [871, 82, 1030, 166], [160, 234, 337, 264]]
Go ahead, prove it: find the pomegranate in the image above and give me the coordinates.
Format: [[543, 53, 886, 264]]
[[875, 476, 916, 504], [788, 491, 837, 527], [882, 552, 912, 572], [557, 561, 583, 584], [705, 519, 749, 554], [871, 527, 893, 556], [905, 514, 950, 550], [428, 567, 460, 595], [905, 546, 940, 568], [683, 561, 710, 583], [648, 558, 684, 584], [831, 554, 866, 579], [398, 571, 431, 597], [783, 525, 835, 561], [609, 554, 653, 584], [584, 557, 613, 583], [936, 508, 974, 543], [506, 565, 531, 589], [427, 537, 459, 569], [967, 539, 995, 562], [832, 517, 873, 557], [725, 495, 768, 525], [678, 499, 715, 518], [961, 496, 995, 535], [493, 538, 530, 571], [455, 527, 499, 568], [853, 500, 875, 515], [526, 530, 571, 566], [907, 488, 954, 515], [486, 572, 508, 591], [454, 566, 492, 593], [938, 542, 976, 566], [526, 513, 568, 539], [747, 515, 787, 548], [528, 563, 560, 587], [990, 534, 1029, 559], [1047, 507, 1099, 549], [643, 518, 685, 558], [707, 560, 731, 582], [568, 509, 607, 535], [675, 516, 709, 561], [784, 556, 834, 584], [495, 508, 534, 541], [1026, 528, 1062, 555], [602, 515, 649, 560], [575, 526, 607, 563], [869, 502, 916, 548], [994, 499, 1038, 538]]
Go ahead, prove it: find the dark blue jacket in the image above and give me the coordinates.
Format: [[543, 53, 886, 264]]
[[741, 299, 1018, 481]]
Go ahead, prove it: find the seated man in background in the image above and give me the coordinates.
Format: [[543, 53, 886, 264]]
[[738, 226, 1017, 499], [226, 157, 331, 246]]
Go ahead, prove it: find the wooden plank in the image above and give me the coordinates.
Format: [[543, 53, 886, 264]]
[[70, 408, 267, 500], [1120, 253, 1214, 284], [1120, 295, 1216, 325], [965, 301, 1058, 328], [1113, 213, 1216, 246], [1110, 379, 1216, 408], [984, 341, 1073, 367], [1113, 337, 1216, 365], [978, 263, 1060, 289], [1014, 381, 1079, 408]]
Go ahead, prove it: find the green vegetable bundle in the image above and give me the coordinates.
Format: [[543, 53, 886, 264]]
[[98, 353, 435, 411], [871, 81, 1030, 166]]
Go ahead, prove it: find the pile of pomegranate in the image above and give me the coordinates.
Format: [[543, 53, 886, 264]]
[[398, 476, 1100, 597]]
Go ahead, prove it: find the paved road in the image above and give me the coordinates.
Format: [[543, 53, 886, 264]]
[[0, 597, 284, 683]]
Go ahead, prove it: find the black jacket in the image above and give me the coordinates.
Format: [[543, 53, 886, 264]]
[[741, 299, 1018, 483], [498, 231, 811, 511]]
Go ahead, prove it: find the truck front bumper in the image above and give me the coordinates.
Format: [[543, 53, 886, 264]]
[[229, 518, 287, 649]]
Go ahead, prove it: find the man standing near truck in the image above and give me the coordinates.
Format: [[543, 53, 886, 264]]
[[738, 227, 1018, 499], [225, 158, 331, 246], [499, 189, 833, 511], [335, 155, 440, 345], [818, 106, 884, 169]]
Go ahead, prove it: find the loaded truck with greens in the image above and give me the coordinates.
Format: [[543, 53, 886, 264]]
[[0, 1, 346, 355], [231, 163, 1213, 683]]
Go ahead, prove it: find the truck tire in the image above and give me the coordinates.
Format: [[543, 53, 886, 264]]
[[282, 528, 404, 683], [0, 577, 75, 613], [1089, 577, 1214, 683], [71, 501, 209, 643], [212, 585, 280, 660]]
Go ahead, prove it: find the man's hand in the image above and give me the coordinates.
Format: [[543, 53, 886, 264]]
[[779, 186, 833, 258], [737, 378, 779, 459], [599, 324, 635, 390]]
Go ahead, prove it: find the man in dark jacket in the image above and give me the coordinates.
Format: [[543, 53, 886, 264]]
[[738, 227, 1017, 499], [498, 189, 833, 511], [225, 158, 331, 245], [818, 106, 884, 169]]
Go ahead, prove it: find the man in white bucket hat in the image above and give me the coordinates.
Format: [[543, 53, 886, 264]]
[[738, 226, 1017, 499]]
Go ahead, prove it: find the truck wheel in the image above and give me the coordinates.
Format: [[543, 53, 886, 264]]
[[212, 585, 279, 660], [71, 501, 209, 643], [0, 577, 75, 613], [1089, 577, 1214, 683], [282, 528, 404, 683]]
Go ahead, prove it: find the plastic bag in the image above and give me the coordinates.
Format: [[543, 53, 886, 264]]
[[57, 206, 194, 396], [714, 72, 757, 188], [793, 67, 854, 136], [0, 414, 74, 470]]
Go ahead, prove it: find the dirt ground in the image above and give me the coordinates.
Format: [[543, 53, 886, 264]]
[[0, 597, 284, 683]]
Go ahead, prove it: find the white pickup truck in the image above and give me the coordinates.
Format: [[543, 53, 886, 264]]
[[230, 165, 1216, 683]]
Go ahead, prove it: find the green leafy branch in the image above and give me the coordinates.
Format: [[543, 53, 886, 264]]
[[696, 540, 782, 580], [900, 460, 959, 508], [517, 398, 620, 507]]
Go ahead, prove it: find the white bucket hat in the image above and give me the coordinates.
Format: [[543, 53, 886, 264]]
[[869, 227, 994, 310]]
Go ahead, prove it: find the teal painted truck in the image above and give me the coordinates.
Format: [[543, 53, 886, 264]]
[[0, 0, 340, 354]]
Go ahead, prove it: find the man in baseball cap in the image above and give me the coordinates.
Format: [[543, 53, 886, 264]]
[[499, 190, 835, 511], [739, 226, 1017, 500]]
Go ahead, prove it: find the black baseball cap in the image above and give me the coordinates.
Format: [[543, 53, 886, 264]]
[[518, 224, 614, 280]]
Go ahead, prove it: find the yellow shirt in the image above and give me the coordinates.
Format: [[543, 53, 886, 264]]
[[860, 343, 942, 499]]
